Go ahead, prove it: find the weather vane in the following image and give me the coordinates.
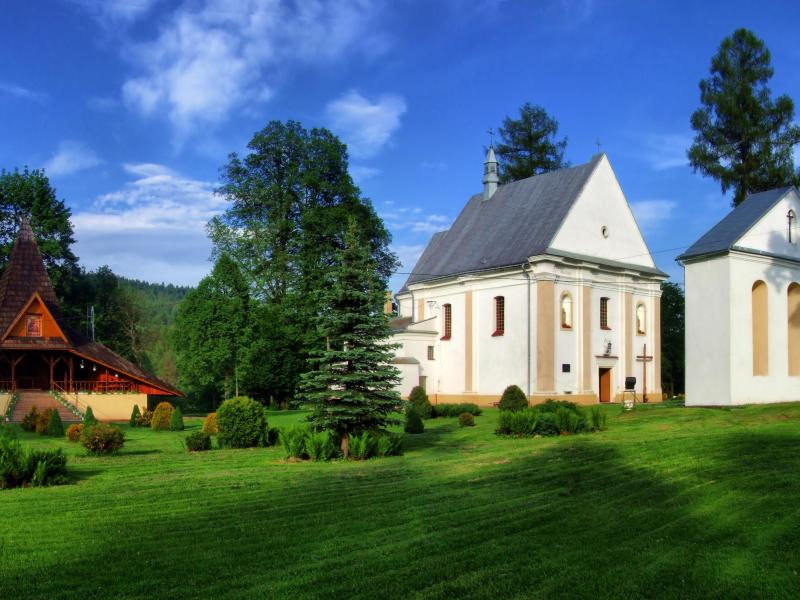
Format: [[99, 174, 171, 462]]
[[488, 128, 495, 147], [595, 138, 602, 154]]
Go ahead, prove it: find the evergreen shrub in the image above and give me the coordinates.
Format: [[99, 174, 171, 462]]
[[66, 423, 83, 442], [202, 412, 218, 435], [81, 423, 125, 455], [169, 406, 184, 431], [83, 406, 97, 427], [216, 396, 268, 448], [498, 385, 528, 412], [185, 430, 211, 452], [0, 434, 67, 489], [408, 386, 433, 419], [46, 410, 64, 437], [458, 413, 475, 427], [36, 409, 55, 435], [130, 405, 141, 427], [433, 403, 482, 417], [304, 429, 338, 461], [21, 406, 38, 431], [151, 402, 174, 431], [404, 409, 424, 434], [279, 426, 307, 459]]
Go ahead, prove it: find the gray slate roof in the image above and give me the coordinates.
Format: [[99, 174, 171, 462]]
[[677, 186, 796, 262], [401, 155, 604, 290]]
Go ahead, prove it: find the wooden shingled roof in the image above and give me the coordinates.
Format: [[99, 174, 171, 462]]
[[0, 218, 181, 396]]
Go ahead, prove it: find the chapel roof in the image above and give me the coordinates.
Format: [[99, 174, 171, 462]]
[[677, 186, 797, 262], [401, 155, 604, 290]]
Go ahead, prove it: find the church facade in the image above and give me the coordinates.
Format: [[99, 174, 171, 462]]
[[680, 186, 800, 406], [391, 151, 666, 405]]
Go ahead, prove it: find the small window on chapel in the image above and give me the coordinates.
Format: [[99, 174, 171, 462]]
[[789, 210, 798, 245], [427, 345, 435, 361], [26, 315, 42, 337], [600, 297, 610, 330], [441, 304, 452, 340], [493, 296, 505, 336], [636, 303, 646, 335], [560, 293, 573, 330]]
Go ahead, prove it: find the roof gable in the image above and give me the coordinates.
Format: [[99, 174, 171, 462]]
[[3, 292, 68, 342]]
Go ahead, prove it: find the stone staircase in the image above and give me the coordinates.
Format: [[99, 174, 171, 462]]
[[11, 389, 82, 423]]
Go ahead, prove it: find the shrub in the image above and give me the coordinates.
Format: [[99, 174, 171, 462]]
[[202, 412, 218, 435], [433, 403, 482, 418], [151, 402, 174, 431], [496, 409, 538, 436], [136, 409, 153, 427], [46, 410, 64, 437], [375, 432, 403, 457], [408, 385, 433, 419], [458, 413, 475, 427], [535, 412, 559, 436], [0, 435, 67, 489], [404, 409, 424, 434], [266, 427, 280, 447], [21, 406, 38, 432], [304, 429, 338, 461], [217, 396, 269, 448], [81, 423, 125, 455], [36, 409, 55, 435], [66, 423, 83, 442], [130, 405, 141, 427], [498, 385, 528, 412], [349, 431, 377, 460], [279, 426, 308, 459], [536, 399, 582, 414], [169, 406, 184, 431], [590, 406, 608, 431], [185, 430, 211, 452], [83, 405, 97, 426]]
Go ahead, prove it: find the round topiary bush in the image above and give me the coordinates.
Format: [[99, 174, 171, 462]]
[[404, 408, 424, 434], [498, 385, 528, 412], [408, 385, 433, 419], [66, 423, 83, 442], [216, 396, 268, 448], [185, 430, 211, 452], [202, 412, 218, 435], [458, 412, 475, 427], [169, 405, 184, 431], [81, 423, 125, 455], [151, 402, 174, 431]]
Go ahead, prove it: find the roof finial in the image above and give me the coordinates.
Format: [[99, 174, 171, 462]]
[[595, 138, 602, 155], [483, 142, 499, 200], [488, 128, 495, 148]]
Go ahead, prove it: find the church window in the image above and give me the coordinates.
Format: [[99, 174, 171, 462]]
[[789, 210, 798, 245], [493, 296, 505, 336], [788, 284, 800, 375], [442, 304, 452, 340], [752, 281, 768, 376], [636, 303, 646, 335], [427, 345, 435, 361], [26, 314, 42, 337], [600, 297, 610, 330], [560, 293, 573, 330]]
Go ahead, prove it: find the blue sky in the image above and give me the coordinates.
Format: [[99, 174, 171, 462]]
[[1, 1, 800, 290]]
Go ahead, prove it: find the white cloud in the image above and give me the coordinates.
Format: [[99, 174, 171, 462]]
[[630, 199, 677, 232], [121, 0, 388, 139], [392, 244, 426, 271], [641, 133, 692, 171], [73, 163, 226, 285], [325, 90, 407, 158], [69, 0, 160, 24], [350, 165, 381, 182], [44, 141, 102, 176], [0, 82, 47, 103]]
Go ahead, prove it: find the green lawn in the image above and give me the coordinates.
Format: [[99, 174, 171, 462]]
[[3, 403, 800, 598]]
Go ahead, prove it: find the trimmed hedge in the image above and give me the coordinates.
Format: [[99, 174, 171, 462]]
[[216, 396, 269, 448], [458, 413, 475, 427], [185, 431, 211, 452], [498, 385, 528, 412], [151, 402, 174, 431], [433, 403, 482, 418]]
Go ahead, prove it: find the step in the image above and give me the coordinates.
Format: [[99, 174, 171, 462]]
[[11, 391, 82, 423]]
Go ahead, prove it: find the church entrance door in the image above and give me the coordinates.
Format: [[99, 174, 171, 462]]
[[599, 368, 611, 402]]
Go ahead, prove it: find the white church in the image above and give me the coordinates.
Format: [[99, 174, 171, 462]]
[[680, 186, 800, 406], [390, 149, 667, 405]]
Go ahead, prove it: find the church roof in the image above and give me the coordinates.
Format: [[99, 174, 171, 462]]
[[677, 186, 797, 262], [401, 155, 604, 290], [0, 218, 180, 396]]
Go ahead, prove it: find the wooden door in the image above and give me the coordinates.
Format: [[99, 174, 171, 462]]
[[599, 368, 611, 403]]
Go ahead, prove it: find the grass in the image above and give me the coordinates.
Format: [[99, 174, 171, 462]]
[[3, 403, 800, 598]]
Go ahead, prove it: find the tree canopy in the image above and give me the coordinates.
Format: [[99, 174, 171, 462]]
[[494, 103, 569, 183], [660, 282, 685, 397], [688, 28, 800, 206]]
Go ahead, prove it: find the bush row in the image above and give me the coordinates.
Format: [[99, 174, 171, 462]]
[[496, 400, 607, 437], [280, 426, 403, 461], [407, 386, 482, 419], [20, 406, 65, 437]]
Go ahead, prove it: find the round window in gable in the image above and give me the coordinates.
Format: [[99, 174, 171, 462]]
[[601, 226, 609, 238]]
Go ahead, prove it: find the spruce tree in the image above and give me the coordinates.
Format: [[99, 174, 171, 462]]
[[300, 219, 400, 458], [83, 405, 97, 426], [130, 404, 141, 428], [169, 406, 184, 431], [47, 410, 64, 437]]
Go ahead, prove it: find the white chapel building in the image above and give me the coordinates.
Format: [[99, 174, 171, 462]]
[[390, 150, 666, 405], [679, 186, 800, 406]]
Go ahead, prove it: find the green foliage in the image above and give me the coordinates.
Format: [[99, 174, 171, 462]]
[[432, 403, 482, 417], [349, 431, 377, 460], [304, 429, 339, 461], [499, 385, 528, 412], [496, 401, 590, 437], [496, 410, 539, 436], [0, 434, 67, 489], [169, 406, 184, 431], [408, 386, 433, 419], [688, 28, 800, 206], [661, 282, 685, 396], [279, 426, 308, 459], [404, 409, 424, 434], [185, 431, 212, 452], [202, 413, 218, 435], [216, 396, 268, 448], [83, 406, 97, 427], [36, 409, 55, 435], [130, 404, 141, 427], [136, 409, 153, 427], [300, 219, 400, 457], [590, 407, 608, 432], [66, 423, 83, 442], [375, 433, 403, 458], [150, 402, 174, 431], [21, 405, 38, 431], [81, 423, 125, 455], [494, 102, 569, 183], [458, 413, 475, 427], [46, 410, 64, 437]]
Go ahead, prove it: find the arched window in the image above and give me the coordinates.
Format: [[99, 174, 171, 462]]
[[493, 296, 505, 336], [441, 303, 452, 340], [560, 293, 573, 330], [752, 280, 768, 376], [636, 303, 646, 335], [600, 297, 610, 330], [788, 283, 800, 375], [789, 210, 798, 244]]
